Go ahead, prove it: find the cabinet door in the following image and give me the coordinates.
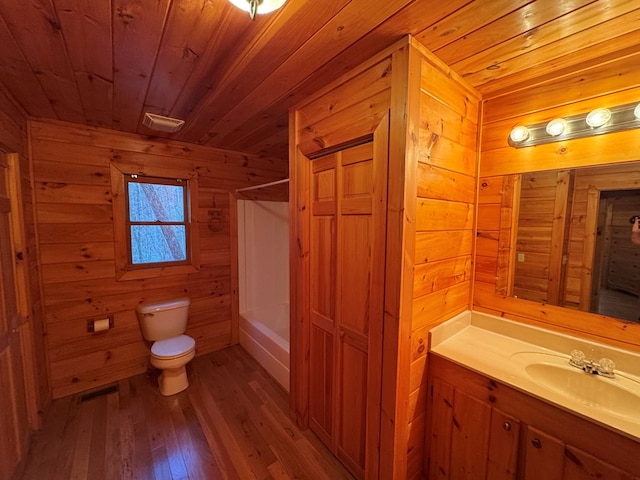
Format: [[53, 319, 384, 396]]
[[564, 445, 640, 480], [428, 380, 519, 480], [523, 426, 565, 480], [486, 409, 520, 480], [450, 390, 491, 480]]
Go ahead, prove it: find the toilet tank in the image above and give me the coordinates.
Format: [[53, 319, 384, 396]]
[[136, 297, 190, 341]]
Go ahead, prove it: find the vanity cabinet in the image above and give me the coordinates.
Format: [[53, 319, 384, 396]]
[[523, 426, 640, 480], [429, 378, 520, 480], [427, 355, 640, 480]]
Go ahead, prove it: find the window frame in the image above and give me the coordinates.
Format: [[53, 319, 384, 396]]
[[110, 162, 200, 281]]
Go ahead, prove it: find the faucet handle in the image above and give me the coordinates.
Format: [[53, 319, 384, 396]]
[[598, 357, 615, 375], [570, 349, 585, 367]]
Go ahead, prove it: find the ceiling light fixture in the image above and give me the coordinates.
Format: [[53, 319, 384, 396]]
[[229, 0, 287, 20], [507, 101, 640, 148], [585, 108, 611, 128], [545, 118, 566, 136]]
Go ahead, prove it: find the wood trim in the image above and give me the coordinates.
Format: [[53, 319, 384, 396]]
[[379, 42, 421, 480], [6, 153, 40, 430], [289, 104, 312, 424], [363, 115, 390, 480], [109, 161, 201, 281], [547, 170, 571, 305], [496, 174, 519, 296], [229, 192, 239, 345], [580, 187, 599, 311]]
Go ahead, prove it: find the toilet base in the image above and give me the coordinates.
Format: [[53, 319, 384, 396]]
[[157, 365, 189, 396]]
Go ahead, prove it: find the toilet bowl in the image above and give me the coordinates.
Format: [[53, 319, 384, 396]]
[[136, 298, 195, 396], [150, 334, 196, 396]]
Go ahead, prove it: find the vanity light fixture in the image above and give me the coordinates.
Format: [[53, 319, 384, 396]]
[[545, 118, 566, 136], [508, 101, 640, 148], [585, 108, 611, 128], [228, 0, 287, 19], [509, 125, 530, 143]]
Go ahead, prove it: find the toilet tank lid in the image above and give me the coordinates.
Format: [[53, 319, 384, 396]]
[[136, 297, 190, 314]]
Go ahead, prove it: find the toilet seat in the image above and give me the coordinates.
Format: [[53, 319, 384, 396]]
[[151, 334, 195, 360]]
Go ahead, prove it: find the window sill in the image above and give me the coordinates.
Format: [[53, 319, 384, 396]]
[[116, 263, 200, 281]]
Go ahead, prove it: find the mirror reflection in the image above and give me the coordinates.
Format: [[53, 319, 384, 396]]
[[511, 163, 640, 323]]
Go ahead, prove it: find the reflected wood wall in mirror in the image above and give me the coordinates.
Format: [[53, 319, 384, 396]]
[[476, 52, 640, 351], [496, 162, 640, 324]]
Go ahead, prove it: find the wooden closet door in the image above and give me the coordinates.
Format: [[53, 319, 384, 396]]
[[335, 142, 376, 478], [309, 154, 338, 447], [307, 136, 387, 480], [0, 154, 29, 479]]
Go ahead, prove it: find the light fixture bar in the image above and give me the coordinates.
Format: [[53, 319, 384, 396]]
[[508, 101, 640, 148]]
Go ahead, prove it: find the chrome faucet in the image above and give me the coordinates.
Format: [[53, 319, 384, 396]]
[[569, 350, 616, 378]]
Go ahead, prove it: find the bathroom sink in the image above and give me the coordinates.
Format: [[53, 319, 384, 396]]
[[511, 352, 640, 421]]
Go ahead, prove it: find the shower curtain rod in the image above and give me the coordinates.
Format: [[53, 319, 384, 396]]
[[235, 178, 289, 193]]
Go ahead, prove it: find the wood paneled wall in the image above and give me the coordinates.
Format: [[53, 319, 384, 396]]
[[476, 54, 640, 350], [0, 87, 49, 479], [407, 42, 480, 480], [29, 119, 287, 398], [290, 36, 479, 480]]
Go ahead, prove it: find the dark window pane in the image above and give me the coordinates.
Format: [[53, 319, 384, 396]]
[[128, 182, 185, 222], [131, 225, 186, 264]]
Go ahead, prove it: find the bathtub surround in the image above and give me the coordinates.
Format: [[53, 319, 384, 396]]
[[237, 199, 290, 391]]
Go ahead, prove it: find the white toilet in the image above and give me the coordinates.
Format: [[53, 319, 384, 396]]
[[136, 297, 196, 396]]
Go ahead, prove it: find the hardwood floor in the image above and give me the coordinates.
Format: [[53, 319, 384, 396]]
[[17, 346, 354, 480]]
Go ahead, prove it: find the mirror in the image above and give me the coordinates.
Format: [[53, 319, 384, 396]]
[[509, 162, 640, 323]]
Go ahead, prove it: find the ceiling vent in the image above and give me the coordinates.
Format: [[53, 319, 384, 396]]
[[143, 113, 185, 133]]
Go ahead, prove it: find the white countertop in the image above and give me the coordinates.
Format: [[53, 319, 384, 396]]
[[429, 311, 640, 441]]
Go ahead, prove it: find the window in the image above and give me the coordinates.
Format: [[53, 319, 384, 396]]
[[126, 175, 189, 266], [111, 163, 200, 280]]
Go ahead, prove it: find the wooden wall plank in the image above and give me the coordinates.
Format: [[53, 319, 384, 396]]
[[30, 119, 286, 398]]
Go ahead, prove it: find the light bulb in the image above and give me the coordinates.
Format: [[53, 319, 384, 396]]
[[228, 0, 287, 18], [509, 125, 529, 143], [545, 118, 566, 136], [634, 103, 640, 120], [586, 108, 611, 128]]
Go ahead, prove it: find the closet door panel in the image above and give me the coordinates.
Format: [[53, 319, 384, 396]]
[[336, 335, 367, 478], [339, 215, 372, 335], [309, 156, 337, 446]]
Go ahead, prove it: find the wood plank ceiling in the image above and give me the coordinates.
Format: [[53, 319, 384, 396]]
[[0, 0, 639, 160]]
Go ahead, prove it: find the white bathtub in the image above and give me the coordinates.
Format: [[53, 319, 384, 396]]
[[239, 303, 290, 391]]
